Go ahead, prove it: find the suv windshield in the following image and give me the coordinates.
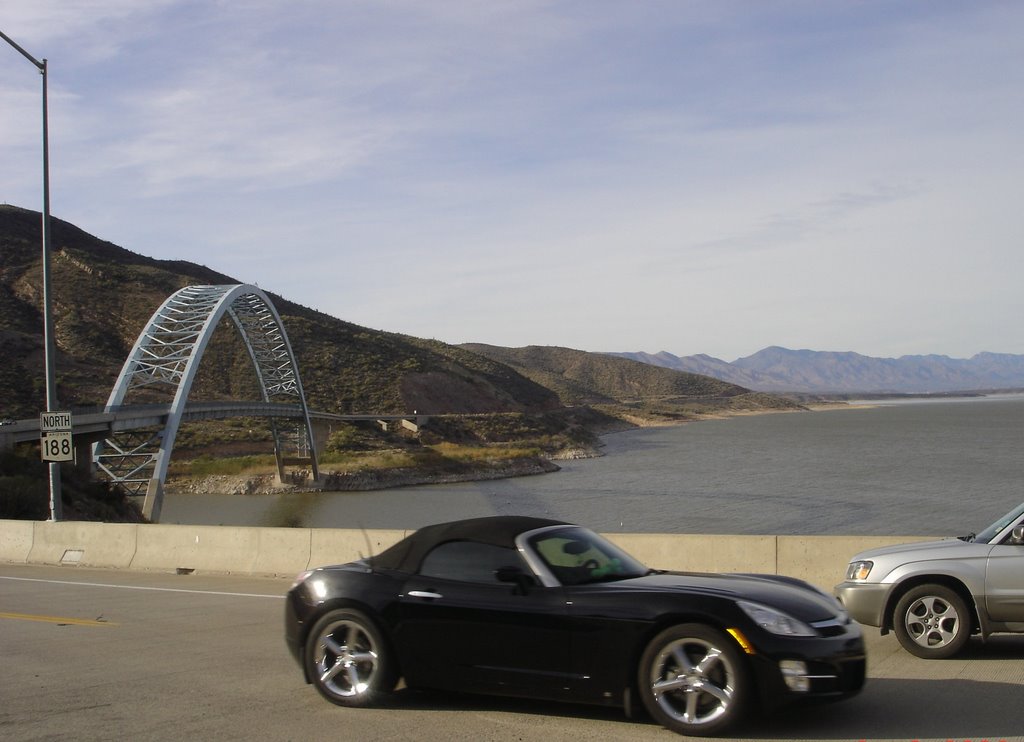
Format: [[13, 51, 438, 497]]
[[971, 502, 1024, 544], [527, 526, 649, 585]]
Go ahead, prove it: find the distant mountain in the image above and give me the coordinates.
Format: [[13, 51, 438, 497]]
[[612, 346, 1024, 394], [619, 351, 772, 391], [462, 344, 802, 415]]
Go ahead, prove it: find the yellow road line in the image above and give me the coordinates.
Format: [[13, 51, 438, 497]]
[[0, 611, 118, 627]]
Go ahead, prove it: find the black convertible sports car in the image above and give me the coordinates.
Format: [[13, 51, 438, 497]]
[[285, 516, 865, 737]]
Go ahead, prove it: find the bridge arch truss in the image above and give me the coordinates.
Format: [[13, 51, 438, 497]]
[[93, 284, 319, 521]]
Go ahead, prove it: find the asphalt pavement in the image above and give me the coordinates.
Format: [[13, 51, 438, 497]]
[[2, 563, 1022, 742]]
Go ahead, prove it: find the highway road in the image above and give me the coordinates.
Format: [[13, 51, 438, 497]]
[[2, 564, 1023, 742]]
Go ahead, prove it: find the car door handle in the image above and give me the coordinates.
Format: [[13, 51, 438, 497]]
[[408, 590, 443, 600]]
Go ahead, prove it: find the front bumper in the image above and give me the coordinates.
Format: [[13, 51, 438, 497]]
[[749, 622, 867, 709], [834, 581, 890, 629], [283, 589, 308, 669]]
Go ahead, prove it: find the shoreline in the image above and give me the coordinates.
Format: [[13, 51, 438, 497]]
[[166, 456, 567, 497], [166, 401, 856, 496], [166, 393, 1021, 497]]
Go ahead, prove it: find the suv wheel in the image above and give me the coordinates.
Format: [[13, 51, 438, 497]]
[[893, 584, 970, 659]]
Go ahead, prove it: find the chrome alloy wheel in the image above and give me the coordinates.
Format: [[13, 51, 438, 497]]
[[893, 584, 971, 659], [904, 594, 961, 650], [649, 636, 737, 727], [311, 618, 380, 699]]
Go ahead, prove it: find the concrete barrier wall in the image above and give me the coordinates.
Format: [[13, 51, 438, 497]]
[[308, 527, 409, 571], [0, 519, 34, 563], [25, 521, 138, 568], [0, 519, 929, 591], [774, 535, 925, 591], [132, 524, 264, 573], [607, 534, 778, 574], [605, 533, 932, 593]]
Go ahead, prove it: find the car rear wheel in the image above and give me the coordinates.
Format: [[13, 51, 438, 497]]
[[637, 623, 749, 737], [305, 608, 396, 707], [893, 584, 970, 659]]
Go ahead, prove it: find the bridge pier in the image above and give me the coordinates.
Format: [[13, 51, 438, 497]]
[[142, 478, 163, 522]]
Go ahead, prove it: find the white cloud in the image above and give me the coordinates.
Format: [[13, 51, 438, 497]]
[[2, 0, 1023, 360]]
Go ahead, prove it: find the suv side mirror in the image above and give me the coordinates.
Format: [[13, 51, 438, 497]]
[[1011, 525, 1024, 545]]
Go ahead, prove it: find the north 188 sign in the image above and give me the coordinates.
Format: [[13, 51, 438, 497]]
[[39, 410, 74, 462]]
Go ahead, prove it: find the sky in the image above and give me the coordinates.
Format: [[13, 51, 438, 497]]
[[2, 1, 1022, 362]]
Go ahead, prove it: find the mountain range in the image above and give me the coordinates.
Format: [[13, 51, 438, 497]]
[[612, 348, 1024, 394]]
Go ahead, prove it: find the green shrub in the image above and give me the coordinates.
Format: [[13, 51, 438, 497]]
[[0, 474, 49, 519]]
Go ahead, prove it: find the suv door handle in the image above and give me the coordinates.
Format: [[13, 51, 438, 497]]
[[408, 590, 443, 600]]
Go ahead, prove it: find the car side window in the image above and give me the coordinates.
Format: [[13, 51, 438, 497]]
[[529, 529, 648, 585], [534, 535, 601, 568], [418, 541, 527, 584]]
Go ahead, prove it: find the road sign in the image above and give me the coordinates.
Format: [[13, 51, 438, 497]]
[[39, 410, 73, 462], [41, 431, 74, 462], [40, 410, 72, 431]]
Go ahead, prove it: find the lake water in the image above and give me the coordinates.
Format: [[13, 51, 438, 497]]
[[161, 394, 1024, 536]]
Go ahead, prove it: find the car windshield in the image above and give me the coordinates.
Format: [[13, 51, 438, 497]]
[[970, 502, 1024, 544], [527, 526, 650, 585]]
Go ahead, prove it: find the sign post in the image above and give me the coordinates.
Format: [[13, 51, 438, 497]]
[[3, 30, 62, 519]]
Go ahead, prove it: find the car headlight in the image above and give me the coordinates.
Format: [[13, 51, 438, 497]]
[[737, 600, 817, 637], [289, 571, 328, 600], [846, 560, 873, 581], [289, 569, 314, 590]]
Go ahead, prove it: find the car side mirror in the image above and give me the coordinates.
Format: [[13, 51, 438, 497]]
[[496, 566, 537, 594], [1010, 525, 1024, 545]]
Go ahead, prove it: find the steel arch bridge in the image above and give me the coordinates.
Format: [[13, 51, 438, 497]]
[[92, 284, 319, 522]]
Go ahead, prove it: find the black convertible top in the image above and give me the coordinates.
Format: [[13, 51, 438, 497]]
[[367, 515, 569, 573]]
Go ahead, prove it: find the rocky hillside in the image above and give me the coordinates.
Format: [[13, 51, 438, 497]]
[[0, 205, 559, 418], [1, 205, 802, 434]]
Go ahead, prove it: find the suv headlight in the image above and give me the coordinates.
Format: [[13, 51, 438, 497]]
[[737, 600, 816, 636], [846, 560, 873, 581]]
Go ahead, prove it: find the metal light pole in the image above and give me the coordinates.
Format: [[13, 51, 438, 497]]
[[1, 29, 63, 520]]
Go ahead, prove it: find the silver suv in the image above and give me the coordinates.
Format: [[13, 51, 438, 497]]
[[835, 502, 1024, 659]]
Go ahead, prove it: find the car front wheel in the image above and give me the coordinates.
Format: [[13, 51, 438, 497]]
[[637, 623, 749, 737], [893, 584, 971, 659], [305, 608, 396, 707]]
